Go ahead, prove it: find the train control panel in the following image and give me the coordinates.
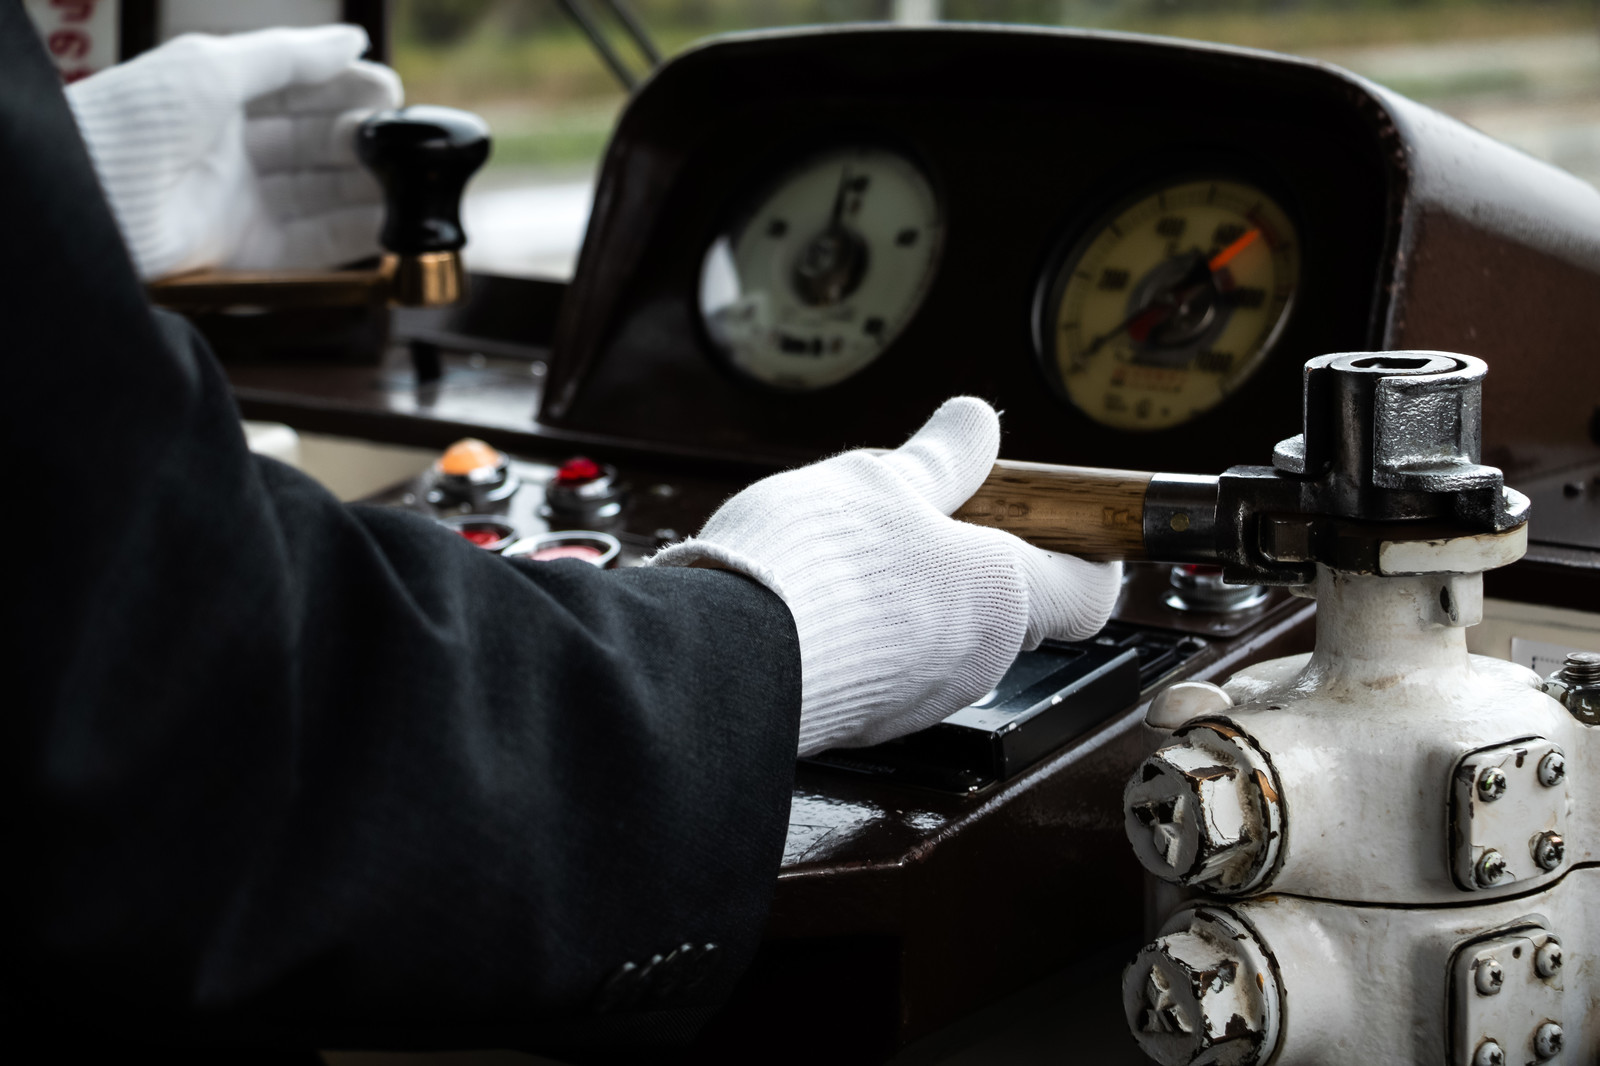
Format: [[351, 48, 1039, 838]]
[[218, 24, 1600, 1064]]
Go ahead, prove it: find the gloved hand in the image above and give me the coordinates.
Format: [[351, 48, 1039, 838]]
[[65, 25, 402, 281], [648, 397, 1123, 756]]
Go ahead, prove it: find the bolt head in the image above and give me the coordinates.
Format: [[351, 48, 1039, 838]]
[[1532, 831, 1566, 872], [1472, 1039, 1506, 1066], [1535, 939, 1563, 979], [1474, 956, 1505, 996], [1475, 849, 1508, 888], [1537, 751, 1566, 787], [1534, 1021, 1563, 1059], [1477, 766, 1508, 802]]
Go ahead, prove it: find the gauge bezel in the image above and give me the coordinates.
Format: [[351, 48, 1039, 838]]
[[1031, 168, 1304, 431], [694, 139, 948, 395]]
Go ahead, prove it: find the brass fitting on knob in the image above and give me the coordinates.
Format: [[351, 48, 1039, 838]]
[[384, 251, 467, 307]]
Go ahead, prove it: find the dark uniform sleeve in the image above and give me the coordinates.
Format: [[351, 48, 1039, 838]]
[[1, 10, 801, 1060]]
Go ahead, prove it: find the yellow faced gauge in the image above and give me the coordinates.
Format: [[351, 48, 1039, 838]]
[[1045, 179, 1300, 431], [699, 147, 943, 390]]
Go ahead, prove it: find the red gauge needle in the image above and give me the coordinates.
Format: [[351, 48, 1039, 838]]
[[1126, 304, 1169, 343], [1208, 228, 1260, 272], [1083, 229, 1263, 357]]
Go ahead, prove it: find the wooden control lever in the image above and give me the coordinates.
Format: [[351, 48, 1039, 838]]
[[953, 458, 1226, 564], [952, 460, 1156, 561]]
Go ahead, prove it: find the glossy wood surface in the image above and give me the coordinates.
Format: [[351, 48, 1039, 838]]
[[953, 459, 1152, 560], [149, 266, 390, 310]]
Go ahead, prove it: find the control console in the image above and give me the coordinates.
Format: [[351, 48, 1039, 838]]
[[362, 437, 1266, 794]]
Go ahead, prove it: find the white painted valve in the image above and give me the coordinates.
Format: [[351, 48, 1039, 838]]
[[1119, 352, 1597, 1065]]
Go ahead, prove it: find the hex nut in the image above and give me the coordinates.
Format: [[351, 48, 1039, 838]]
[[1535, 939, 1563, 979], [1534, 1021, 1563, 1059], [1123, 908, 1280, 1066], [1532, 831, 1565, 872], [1475, 849, 1508, 888], [1474, 956, 1505, 996], [1477, 766, 1508, 802], [1536, 751, 1565, 787], [1123, 723, 1283, 895], [1473, 1040, 1506, 1066]]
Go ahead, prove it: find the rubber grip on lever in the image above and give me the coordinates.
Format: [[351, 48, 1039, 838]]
[[952, 459, 1153, 561]]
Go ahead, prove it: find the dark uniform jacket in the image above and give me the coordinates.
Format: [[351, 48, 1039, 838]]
[[2, 8, 802, 1060]]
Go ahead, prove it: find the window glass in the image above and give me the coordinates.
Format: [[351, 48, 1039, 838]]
[[389, 1, 1600, 279]]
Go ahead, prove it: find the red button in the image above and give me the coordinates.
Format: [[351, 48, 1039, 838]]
[[458, 528, 504, 547], [529, 544, 605, 562], [555, 456, 602, 485]]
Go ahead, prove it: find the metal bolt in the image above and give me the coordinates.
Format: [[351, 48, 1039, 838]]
[[1537, 751, 1566, 787], [1473, 1039, 1506, 1066], [1535, 940, 1563, 978], [1534, 1021, 1563, 1060], [1475, 849, 1508, 888], [1533, 831, 1566, 872], [1477, 766, 1508, 802], [1562, 651, 1600, 682], [1475, 956, 1505, 996]]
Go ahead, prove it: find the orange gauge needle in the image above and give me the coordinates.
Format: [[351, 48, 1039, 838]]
[[1208, 228, 1260, 272]]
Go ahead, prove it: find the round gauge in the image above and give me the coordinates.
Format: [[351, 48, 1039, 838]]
[[1042, 178, 1300, 431], [698, 146, 943, 391]]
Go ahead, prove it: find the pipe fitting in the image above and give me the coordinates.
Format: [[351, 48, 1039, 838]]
[[1123, 907, 1282, 1066], [1124, 721, 1284, 894]]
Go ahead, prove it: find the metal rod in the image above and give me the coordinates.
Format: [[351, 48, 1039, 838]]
[[554, 0, 638, 91], [596, 0, 663, 67]]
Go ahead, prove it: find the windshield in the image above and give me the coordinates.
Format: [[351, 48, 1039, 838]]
[[390, 0, 1600, 279]]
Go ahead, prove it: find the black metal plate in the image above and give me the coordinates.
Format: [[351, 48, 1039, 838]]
[[807, 637, 1148, 793]]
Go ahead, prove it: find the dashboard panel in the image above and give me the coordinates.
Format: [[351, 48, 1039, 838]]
[[543, 26, 1399, 473]]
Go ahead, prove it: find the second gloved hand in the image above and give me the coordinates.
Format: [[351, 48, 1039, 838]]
[[648, 397, 1122, 756], [66, 26, 402, 281]]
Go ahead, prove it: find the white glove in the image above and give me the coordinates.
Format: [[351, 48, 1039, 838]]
[[648, 397, 1123, 756], [65, 25, 403, 281]]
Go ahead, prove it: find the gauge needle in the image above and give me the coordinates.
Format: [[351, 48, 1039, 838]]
[[1084, 254, 1209, 355], [1208, 228, 1260, 272], [1083, 232, 1262, 357], [830, 166, 852, 227]]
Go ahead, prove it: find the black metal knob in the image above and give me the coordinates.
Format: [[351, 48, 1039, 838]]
[[357, 105, 490, 257]]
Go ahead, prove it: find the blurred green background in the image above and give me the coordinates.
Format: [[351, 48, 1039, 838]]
[[392, 0, 1600, 176]]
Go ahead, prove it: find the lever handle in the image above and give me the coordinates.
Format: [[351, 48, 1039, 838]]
[[951, 459, 1223, 563], [952, 459, 1155, 561], [357, 105, 491, 305]]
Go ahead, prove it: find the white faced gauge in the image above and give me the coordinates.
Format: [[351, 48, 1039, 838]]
[[699, 146, 943, 390], [1043, 178, 1300, 431]]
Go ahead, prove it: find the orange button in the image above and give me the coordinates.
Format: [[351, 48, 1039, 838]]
[[438, 437, 503, 476]]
